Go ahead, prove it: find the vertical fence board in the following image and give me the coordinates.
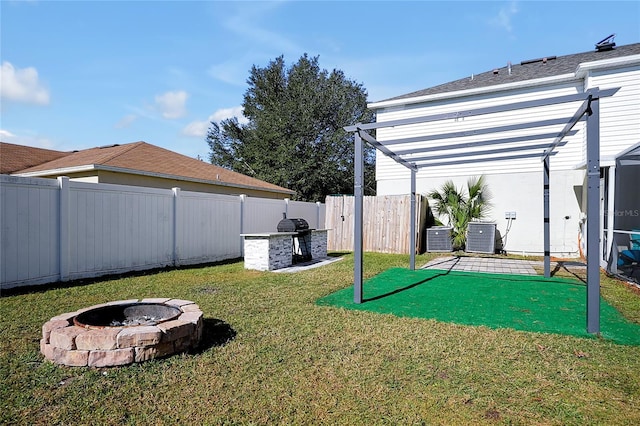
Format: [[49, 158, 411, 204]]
[[287, 200, 326, 230], [0, 177, 60, 285], [2, 186, 18, 283], [243, 197, 287, 234], [326, 195, 428, 254]]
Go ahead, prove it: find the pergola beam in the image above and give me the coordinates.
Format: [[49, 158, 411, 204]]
[[415, 151, 558, 169], [379, 117, 583, 147], [409, 141, 568, 164], [344, 89, 619, 132], [356, 127, 416, 171], [393, 130, 578, 156], [543, 96, 594, 159]]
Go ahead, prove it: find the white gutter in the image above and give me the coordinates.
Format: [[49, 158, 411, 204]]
[[575, 54, 640, 77], [14, 164, 295, 195], [16, 164, 97, 176]]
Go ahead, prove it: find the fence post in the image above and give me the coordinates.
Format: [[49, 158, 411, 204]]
[[58, 176, 70, 281], [172, 187, 181, 266], [316, 201, 321, 229], [284, 198, 290, 218]]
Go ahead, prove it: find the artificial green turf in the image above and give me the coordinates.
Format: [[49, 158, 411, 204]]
[[317, 268, 640, 345]]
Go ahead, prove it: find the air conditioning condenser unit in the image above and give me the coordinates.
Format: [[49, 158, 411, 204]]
[[426, 226, 453, 252], [466, 222, 496, 254]]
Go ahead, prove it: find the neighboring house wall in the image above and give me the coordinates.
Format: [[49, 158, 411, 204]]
[[0, 175, 325, 289], [374, 59, 639, 257], [94, 170, 292, 199]]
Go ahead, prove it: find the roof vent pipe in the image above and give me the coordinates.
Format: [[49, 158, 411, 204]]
[[508, 61, 512, 75]]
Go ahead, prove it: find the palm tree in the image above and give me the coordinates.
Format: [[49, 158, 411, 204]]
[[427, 176, 492, 250]]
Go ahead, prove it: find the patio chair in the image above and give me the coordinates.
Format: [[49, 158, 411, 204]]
[[617, 230, 640, 281]]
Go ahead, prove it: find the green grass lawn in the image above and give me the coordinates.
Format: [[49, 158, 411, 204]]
[[2, 252, 640, 425]]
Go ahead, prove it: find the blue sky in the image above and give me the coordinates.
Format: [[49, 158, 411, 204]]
[[1, 0, 639, 161]]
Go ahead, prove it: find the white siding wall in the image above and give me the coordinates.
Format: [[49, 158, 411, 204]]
[[587, 65, 640, 159], [0, 176, 325, 289], [378, 170, 585, 256]]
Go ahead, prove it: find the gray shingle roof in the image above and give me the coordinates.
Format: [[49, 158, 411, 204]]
[[381, 43, 640, 102]]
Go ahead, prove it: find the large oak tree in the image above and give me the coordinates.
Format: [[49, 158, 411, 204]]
[[207, 54, 375, 202]]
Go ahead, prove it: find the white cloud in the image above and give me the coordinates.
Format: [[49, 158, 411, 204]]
[[182, 120, 210, 138], [114, 114, 138, 129], [490, 1, 519, 33], [182, 106, 248, 138], [0, 61, 50, 105], [0, 129, 16, 139], [0, 128, 57, 149], [154, 90, 188, 119]]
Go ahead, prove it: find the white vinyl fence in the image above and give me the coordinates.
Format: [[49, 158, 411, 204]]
[[0, 175, 325, 290]]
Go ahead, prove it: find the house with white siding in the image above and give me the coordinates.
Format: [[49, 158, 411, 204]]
[[368, 40, 640, 269]]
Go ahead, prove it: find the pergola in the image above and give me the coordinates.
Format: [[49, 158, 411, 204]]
[[345, 87, 619, 334]]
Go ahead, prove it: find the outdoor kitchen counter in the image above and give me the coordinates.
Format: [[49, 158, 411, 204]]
[[240, 232, 299, 237], [241, 230, 329, 271]]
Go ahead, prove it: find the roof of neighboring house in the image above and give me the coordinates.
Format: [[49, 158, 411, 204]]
[[381, 42, 640, 103], [5, 141, 294, 195], [0, 142, 71, 174]]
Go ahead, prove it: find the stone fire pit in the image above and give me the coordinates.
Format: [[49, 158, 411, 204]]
[[41, 298, 203, 367]]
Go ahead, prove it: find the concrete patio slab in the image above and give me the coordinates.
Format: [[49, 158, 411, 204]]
[[422, 256, 542, 275]]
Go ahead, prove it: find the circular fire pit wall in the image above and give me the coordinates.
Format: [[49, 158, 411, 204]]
[[41, 298, 203, 367]]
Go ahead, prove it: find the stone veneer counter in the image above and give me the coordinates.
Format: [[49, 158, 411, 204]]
[[242, 230, 328, 271]]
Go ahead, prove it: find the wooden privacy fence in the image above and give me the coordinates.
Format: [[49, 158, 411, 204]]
[[1, 175, 325, 289], [325, 195, 429, 254]]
